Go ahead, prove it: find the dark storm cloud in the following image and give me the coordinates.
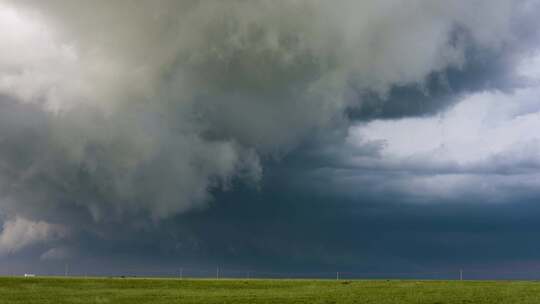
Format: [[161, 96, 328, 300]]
[[0, 0, 540, 274], [11, 186, 540, 277], [348, 45, 527, 121], [347, 0, 540, 121]]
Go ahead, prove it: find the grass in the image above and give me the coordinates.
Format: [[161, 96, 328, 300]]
[[1, 277, 540, 303]]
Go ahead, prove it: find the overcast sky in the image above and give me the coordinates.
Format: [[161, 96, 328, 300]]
[[1, 0, 540, 278]]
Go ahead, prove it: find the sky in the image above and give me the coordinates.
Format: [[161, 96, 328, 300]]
[[1, 0, 540, 278]]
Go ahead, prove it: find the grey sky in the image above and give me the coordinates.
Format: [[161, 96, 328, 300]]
[[0, 0, 540, 277]]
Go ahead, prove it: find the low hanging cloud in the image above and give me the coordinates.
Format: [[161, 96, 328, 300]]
[[0, 217, 69, 256], [40, 246, 71, 260]]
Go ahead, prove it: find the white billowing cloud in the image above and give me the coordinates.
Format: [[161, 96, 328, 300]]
[[346, 60, 540, 202], [0, 3, 86, 112], [0, 217, 69, 255], [0, 0, 531, 221], [351, 88, 540, 166]]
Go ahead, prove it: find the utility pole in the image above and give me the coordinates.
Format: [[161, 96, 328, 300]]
[[460, 269, 463, 281], [179, 268, 183, 280], [216, 267, 219, 280], [336, 272, 340, 280]]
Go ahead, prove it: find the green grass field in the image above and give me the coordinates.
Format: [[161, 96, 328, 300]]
[[1, 277, 540, 303]]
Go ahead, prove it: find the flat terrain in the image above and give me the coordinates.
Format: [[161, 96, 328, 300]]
[[1, 277, 540, 303]]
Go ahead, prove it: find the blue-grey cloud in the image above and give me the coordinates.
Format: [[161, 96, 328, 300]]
[[0, 0, 540, 274]]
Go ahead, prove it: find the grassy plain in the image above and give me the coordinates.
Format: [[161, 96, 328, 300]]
[[1, 277, 540, 303]]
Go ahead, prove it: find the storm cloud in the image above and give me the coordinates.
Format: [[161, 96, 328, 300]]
[[0, 0, 540, 274]]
